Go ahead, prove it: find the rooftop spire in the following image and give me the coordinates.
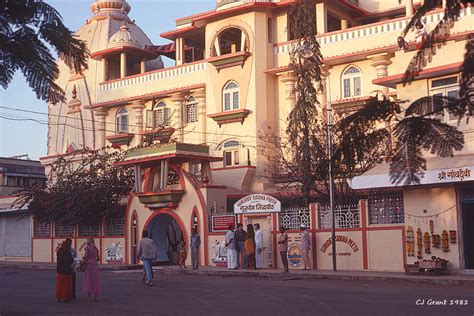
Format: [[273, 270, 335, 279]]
[[91, 0, 131, 15]]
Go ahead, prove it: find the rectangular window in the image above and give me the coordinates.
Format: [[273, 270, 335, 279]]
[[55, 224, 74, 237], [34, 221, 51, 237], [353, 77, 362, 96], [224, 93, 231, 111], [225, 151, 233, 166], [105, 214, 125, 236], [343, 78, 351, 98], [447, 90, 459, 121], [233, 92, 239, 109], [431, 76, 457, 88], [234, 151, 240, 165], [78, 222, 100, 237], [155, 109, 164, 127]]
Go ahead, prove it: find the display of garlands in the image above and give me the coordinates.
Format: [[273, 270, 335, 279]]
[[405, 206, 458, 258], [423, 232, 431, 254], [442, 230, 449, 252], [406, 226, 415, 256], [416, 228, 423, 259]]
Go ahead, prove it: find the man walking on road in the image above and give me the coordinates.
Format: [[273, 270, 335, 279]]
[[254, 223, 263, 269], [138, 230, 159, 286], [225, 225, 237, 269], [190, 228, 201, 270]]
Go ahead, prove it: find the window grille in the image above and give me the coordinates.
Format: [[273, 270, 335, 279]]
[[105, 215, 125, 236], [34, 221, 51, 237], [186, 97, 197, 123], [368, 191, 404, 224], [55, 224, 74, 237], [279, 207, 311, 230], [78, 223, 100, 237], [318, 204, 360, 229]]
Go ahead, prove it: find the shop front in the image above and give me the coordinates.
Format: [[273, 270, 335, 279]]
[[351, 156, 474, 271]]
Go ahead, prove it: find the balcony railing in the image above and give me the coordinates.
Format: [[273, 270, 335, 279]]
[[274, 7, 474, 60]]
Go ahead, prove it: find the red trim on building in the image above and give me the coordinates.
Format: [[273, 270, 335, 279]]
[[360, 200, 369, 270], [373, 61, 463, 88], [211, 165, 256, 172], [310, 203, 318, 270]]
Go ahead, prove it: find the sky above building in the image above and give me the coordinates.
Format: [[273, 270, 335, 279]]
[[0, 0, 215, 160]]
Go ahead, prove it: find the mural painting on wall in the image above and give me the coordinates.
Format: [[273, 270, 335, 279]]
[[287, 243, 304, 268], [211, 240, 228, 267], [106, 242, 123, 265], [320, 235, 359, 257]]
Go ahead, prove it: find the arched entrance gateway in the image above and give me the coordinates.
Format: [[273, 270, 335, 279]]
[[146, 213, 186, 265]]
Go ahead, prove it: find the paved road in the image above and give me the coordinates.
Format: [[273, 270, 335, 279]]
[[0, 269, 474, 315]]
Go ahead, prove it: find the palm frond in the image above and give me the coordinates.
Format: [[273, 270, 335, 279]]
[[390, 116, 464, 184]]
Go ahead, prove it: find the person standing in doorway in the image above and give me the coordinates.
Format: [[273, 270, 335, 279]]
[[190, 228, 201, 270], [245, 224, 256, 270], [138, 230, 159, 287], [225, 225, 237, 269], [254, 223, 263, 269], [278, 227, 289, 273], [300, 224, 311, 270], [235, 223, 247, 269]]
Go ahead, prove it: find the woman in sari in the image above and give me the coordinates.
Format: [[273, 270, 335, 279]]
[[83, 238, 100, 302], [244, 224, 256, 270], [56, 239, 74, 302]]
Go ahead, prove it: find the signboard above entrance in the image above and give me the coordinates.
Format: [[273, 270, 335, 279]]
[[234, 194, 281, 214]]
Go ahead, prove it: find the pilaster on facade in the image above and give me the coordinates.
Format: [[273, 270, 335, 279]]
[[170, 92, 186, 143], [406, 0, 414, 17], [93, 108, 108, 149], [131, 100, 146, 132], [280, 72, 297, 108], [193, 88, 207, 144], [368, 53, 393, 95]]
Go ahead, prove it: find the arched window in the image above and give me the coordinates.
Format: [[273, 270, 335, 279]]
[[212, 27, 248, 57], [147, 101, 170, 128], [223, 81, 240, 111], [342, 66, 362, 99], [116, 107, 128, 133], [218, 140, 249, 167], [185, 96, 197, 123]]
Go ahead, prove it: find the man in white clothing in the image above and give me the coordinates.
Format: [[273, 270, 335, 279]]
[[254, 223, 263, 269], [225, 225, 237, 269]]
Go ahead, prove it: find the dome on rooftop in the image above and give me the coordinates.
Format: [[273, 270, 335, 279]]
[[107, 22, 142, 49]]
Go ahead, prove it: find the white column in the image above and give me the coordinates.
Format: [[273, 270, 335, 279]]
[[194, 88, 206, 144], [316, 2, 328, 34], [176, 38, 185, 65], [120, 52, 127, 78], [94, 109, 108, 149], [170, 92, 185, 143], [406, 0, 414, 17], [368, 53, 393, 96], [101, 57, 107, 82], [140, 58, 146, 74], [341, 19, 348, 30]]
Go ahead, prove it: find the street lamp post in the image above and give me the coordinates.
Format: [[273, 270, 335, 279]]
[[296, 44, 337, 271]]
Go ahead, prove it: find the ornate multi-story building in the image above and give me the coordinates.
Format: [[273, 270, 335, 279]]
[[35, 0, 474, 272]]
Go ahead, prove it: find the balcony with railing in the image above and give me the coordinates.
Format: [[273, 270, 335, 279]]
[[273, 6, 474, 68], [95, 61, 207, 105]]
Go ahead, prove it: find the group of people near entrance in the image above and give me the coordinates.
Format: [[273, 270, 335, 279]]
[[56, 238, 100, 303], [225, 223, 261, 270], [224, 223, 311, 272]]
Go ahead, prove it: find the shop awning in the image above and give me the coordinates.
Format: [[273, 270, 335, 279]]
[[350, 155, 474, 189]]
